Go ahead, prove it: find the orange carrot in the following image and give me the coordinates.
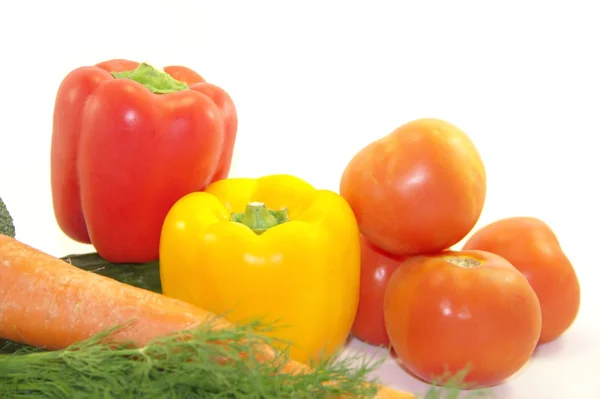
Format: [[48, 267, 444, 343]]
[[0, 234, 413, 398], [0, 234, 225, 349]]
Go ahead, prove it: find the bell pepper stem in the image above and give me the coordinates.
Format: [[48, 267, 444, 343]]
[[110, 62, 189, 94], [231, 202, 289, 235]]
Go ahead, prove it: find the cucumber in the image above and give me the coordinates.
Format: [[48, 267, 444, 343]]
[[0, 253, 161, 354]]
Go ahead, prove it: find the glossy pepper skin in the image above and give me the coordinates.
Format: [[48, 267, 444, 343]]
[[159, 174, 361, 363], [51, 59, 237, 263]]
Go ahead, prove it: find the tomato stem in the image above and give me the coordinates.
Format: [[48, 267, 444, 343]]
[[444, 256, 481, 268], [110, 62, 189, 94], [231, 202, 289, 235]]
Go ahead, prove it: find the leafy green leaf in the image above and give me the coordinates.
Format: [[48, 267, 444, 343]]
[[62, 252, 162, 293], [0, 196, 15, 238]]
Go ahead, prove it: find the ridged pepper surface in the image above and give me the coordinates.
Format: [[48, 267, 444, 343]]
[[159, 174, 361, 363], [51, 59, 237, 263]]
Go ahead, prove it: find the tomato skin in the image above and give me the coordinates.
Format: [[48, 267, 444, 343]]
[[463, 217, 580, 344], [351, 235, 407, 346], [339, 118, 487, 256], [383, 250, 542, 388]]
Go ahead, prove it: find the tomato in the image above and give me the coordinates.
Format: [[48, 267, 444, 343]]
[[339, 118, 487, 256], [463, 217, 580, 344], [351, 234, 407, 346], [383, 250, 542, 388]]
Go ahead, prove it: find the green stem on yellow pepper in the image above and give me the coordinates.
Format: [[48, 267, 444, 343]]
[[231, 202, 290, 235], [110, 63, 189, 94]]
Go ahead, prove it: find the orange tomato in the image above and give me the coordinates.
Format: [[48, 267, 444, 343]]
[[383, 250, 542, 388], [463, 217, 580, 344], [351, 234, 407, 346], [339, 118, 487, 256]]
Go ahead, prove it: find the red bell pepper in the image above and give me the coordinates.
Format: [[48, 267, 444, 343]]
[[50, 59, 238, 263]]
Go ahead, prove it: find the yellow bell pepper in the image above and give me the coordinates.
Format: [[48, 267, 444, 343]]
[[159, 174, 361, 363]]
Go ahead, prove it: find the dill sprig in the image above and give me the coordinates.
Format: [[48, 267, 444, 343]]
[[0, 318, 385, 399], [0, 318, 495, 399], [419, 367, 493, 399]]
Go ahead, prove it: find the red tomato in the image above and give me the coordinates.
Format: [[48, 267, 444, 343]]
[[383, 250, 542, 388], [351, 235, 407, 346], [339, 118, 487, 256], [463, 217, 580, 344]]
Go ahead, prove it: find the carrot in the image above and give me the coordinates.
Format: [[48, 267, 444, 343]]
[[0, 234, 226, 349], [0, 234, 414, 399]]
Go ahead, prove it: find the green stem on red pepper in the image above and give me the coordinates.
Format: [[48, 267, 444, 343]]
[[231, 202, 289, 235], [111, 63, 189, 94]]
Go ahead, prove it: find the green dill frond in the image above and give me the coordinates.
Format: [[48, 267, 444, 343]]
[[418, 367, 493, 399], [0, 318, 385, 399]]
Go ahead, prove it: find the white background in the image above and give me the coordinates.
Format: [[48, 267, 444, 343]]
[[0, 1, 599, 397]]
